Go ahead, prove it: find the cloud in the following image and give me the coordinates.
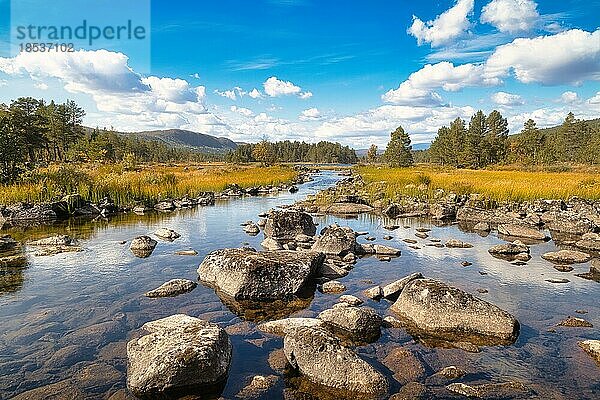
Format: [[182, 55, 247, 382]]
[[491, 91, 524, 106], [484, 29, 600, 85], [314, 104, 476, 147], [142, 76, 200, 103], [263, 76, 310, 98], [480, 0, 539, 33], [248, 88, 263, 99], [214, 89, 237, 100], [34, 82, 49, 90], [191, 72, 201, 79], [560, 91, 579, 103], [230, 105, 254, 116], [299, 107, 322, 121], [382, 62, 500, 106], [408, 0, 474, 47], [588, 92, 600, 105]]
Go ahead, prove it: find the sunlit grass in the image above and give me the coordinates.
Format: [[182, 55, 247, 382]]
[[0, 163, 297, 206], [357, 164, 600, 203]]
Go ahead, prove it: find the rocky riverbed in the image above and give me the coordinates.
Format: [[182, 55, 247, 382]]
[[0, 170, 599, 399]]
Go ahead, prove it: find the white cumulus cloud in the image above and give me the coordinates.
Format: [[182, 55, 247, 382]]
[[248, 88, 263, 99], [559, 91, 579, 103], [382, 62, 500, 106], [491, 91, 524, 106], [481, 0, 539, 33], [263, 76, 309, 98], [485, 29, 600, 85], [299, 107, 322, 121], [408, 0, 474, 47], [230, 105, 254, 116]]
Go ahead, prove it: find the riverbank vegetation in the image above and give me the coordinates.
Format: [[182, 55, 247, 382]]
[[357, 165, 600, 202], [0, 163, 297, 206]]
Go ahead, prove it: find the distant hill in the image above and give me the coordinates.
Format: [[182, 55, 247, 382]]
[[120, 129, 238, 153]]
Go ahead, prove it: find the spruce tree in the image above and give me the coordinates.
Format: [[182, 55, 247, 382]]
[[383, 126, 413, 167]]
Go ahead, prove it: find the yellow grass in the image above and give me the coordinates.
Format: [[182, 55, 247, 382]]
[[357, 164, 600, 203], [0, 163, 298, 206]]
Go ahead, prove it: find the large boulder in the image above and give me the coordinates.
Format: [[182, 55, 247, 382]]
[[575, 233, 600, 252], [498, 224, 548, 241], [383, 272, 423, 299], [318, 304, 382, 341], [197, 248, 324, 300], [391, 278, 519, 344], [257, 317, 325, 336], [263, 210, 316, 242], [488, 241, 529, 255], [546, 213, 596, 235], [283, 326, 388, 395], [311, 225, 356, 256], [126, 314, 231, 397]]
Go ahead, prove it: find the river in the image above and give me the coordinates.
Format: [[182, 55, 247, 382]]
[[0, 171, 598, 399]]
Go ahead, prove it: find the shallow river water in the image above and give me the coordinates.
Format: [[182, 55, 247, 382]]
[[0, 171, 599, 399]]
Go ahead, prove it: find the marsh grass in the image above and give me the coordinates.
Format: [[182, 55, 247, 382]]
[[0, 163, 297, 206], [358, 165, 600, 202]]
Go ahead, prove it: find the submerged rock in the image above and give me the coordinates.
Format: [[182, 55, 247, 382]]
[[340, 294, 363, 306], [236, 375, 279, 399], [318, 304, 382, 341], [557, 316, 593, 328], [391, 278, 519, 344], [283, 326, 388, 395], [197, 248, 324, 300], [541, 250, 591, 264], [498, 224, 548, 241], [154, 228, 181, 240], [144, 279, 197, 298], [243, 223, 261, 235], [263, 210, 316, 241], [126, 314, 231, 398], [322, 280, 346, 294], [446, 381, 528, 398], [30, 235, 75, 246], [382, 347, 427, 385]]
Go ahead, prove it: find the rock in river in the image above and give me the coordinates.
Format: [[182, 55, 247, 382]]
[[488, 241, 529, 255], [445, 239, 473, 248], [154, 228, 181, 240], [144, 279, 197, 298], [197, 248, 324, 300], [498, 224, 548, 241], [318, 303, 382, 341], [311, 225, 357, 256], [129, 236, 157, 258], [541, 250, 591, 264], [263, 210, 316, 241], [127, 314, 232, 398], [257, 317, 325, 336], [322, 280, 346, 293], [391, 278, 519, 344], [283, 326, 388, 395], [374, 244, 402, 256], [383, 272, 423, 299]]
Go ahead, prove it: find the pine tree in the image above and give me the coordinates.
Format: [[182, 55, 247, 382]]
[[383, 126, 413, 167], [484, 110, 509, 165], [366, 144, 378, 163], [462, 111, 487, 168]]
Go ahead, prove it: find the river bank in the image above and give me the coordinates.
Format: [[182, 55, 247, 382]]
[[0, 164, 314, 229]]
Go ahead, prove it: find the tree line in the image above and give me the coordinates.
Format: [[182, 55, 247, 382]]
[[0, 97, 219, 183], [225, 140, 358, 164], [420, 111, 600, 168]]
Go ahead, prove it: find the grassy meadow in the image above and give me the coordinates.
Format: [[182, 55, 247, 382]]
[[357, 165, 600, 203], [0, 163, 298, 206]]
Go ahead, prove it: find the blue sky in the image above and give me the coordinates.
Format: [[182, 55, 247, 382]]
[[0, 0, 599, 148]]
